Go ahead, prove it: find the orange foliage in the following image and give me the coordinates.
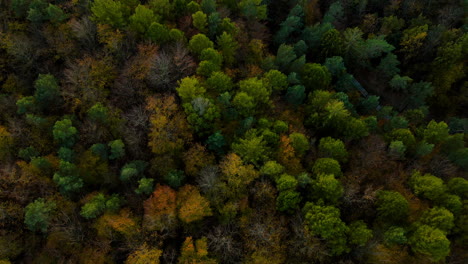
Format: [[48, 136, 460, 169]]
[[177, 185, 212, 224], [146, 95, 193, 156], [143, 184, 177, 231], [277, 135, 303, 175]]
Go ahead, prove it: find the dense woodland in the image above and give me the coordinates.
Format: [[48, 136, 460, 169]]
[[0, 0, 467, 263]]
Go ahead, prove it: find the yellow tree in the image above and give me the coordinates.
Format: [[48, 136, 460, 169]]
[[147, 95, 192, 156], [178, 237, 217, 264], [0, 126, 13, 161], [143, 184, 177, 231], [177, 185, 212, 224], [126, 244, 162, 264]]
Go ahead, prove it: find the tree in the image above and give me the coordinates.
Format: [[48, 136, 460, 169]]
[[409, 171, 447, 201], [53, 119, 78, 148], [310, 174, 343, 204], [46, 4, 68, 24], [423, 120, 449, 144], [324, 56, 346, 77], [388, 140, 406, 159], [0, 126, 13, 162], [189, 34, 214, 55], [135, 178, 155, 195], [400, 25, 428, 60], [348, 220, 372, 246], [409, 225, 450, 261], [108, 139, 125, 160], [53, 161, 83, 195], [260, 161, 285, 178], [129, 4, 156, 35], [232, 129, 269, 166], [178, 237, 217, 264], [285, 85, 306, 106], [205, 131, 226, 154], [176, 76, 205, 102], [376, 190, 409, 223], [289, 133, 309, 157], [143, 184, 177, 231], [216, 32, 238, 66], [419, 207, 454, 234], [262, 70, 288, 92], [239, 77, 271, 105], [389, 75, 412, 92], [219, 153, 260, 200], [206, 71, 233, 93], [238, 0, 267, 20], [312, 158, 342, 178], [80, 193, 107, 219], [24, 198, 55, 233], [301, 63, 331, 91], [320, 28, 344, 58], [177, 185, 212, 224], [87, 103, 109, 124], [276, 190, 301, 213], [318, 137, 348, 163], [232, 92, 255, 117], [384, 226, 407, 246], [147, 22, 170, 44], [447, 177, 468, 199], [165, 170, 185, 188], [120, 160, 147, 182], [303, 202, 349, 255], [34, 74, 62, 111], [183, 143, 215, 177], [91, 0, 125, 28], [126, 244, 162, 264], [147, 95, 192, 156], [192, 11, 207, 33]]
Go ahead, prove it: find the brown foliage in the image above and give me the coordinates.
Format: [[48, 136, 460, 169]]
[[177, 185, 212, 224], [183, 143, 215, 177], [143, 184, 177, 232]]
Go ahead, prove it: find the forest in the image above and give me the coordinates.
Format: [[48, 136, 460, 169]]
[[0, 0, 467, 263]]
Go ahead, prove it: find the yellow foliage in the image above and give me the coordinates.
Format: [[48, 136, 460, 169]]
[[178, 237, 217, 264], [126, 244, 162, 264], [177, 185, 212, 224], [0, 126, 13, 161]]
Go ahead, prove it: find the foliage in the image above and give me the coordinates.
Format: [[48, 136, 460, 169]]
[[376, 190, 409, 223], [318, 137, 348, 163], [409, 171, 447, 201], [24, 198, 55, 233], [312, 158, 342, 178], [409, 225, 450, 261]]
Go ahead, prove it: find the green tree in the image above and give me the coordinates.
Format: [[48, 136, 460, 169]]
[[419, 207, 454, 234], [129, 4, 156, 35], [53, 161, 83, 195], [87, 103, 109, 124], [147, 22, 170, 44], [384, 226, 407, 245], [312, 158, 342, 178], [80, 193, 107, 219], [232, 129, 269, 166], [238, 0, 267, 20], [301, 63, 331, 91], [192, 11, 207, 33], [24, 198, 55, 233], [206, 71, 233, 93], [200, 0, 216, 14], [376, 190, 409, 222], [164, 170, 185, 188], [303, 202, 349, 255], [205, 131, 226, 154], [232, 92, 255, 117], [135, 178, 155, 195], [324, 56, 346, 77], [262, 70, 288, 92], [46, 4, 68, 24], [108, 139, 125, 160], [423, 120, 449, 144], [216, 32, 238, 66], [260, 161, 285, 178], [91, 0, 125, 28], [34, 74, 62, 111], [189, 34, 214, 55], [276, 190, 301, 213], [16, 96, 36, 115], [388, 140, 406, 159], [120, 160, 147, 182], [447, 177, 468, 199], [310, 174, 343, 204], [176, 76, 205, 102], [318, 137, 348, 163], [409, 225, 450, 261], [409, 171, 447, 201], [53, 119, 78, 148], [348, 220, 372, 246], [239, 77, 271, 105], [285, 85, 306, 106], [320, 28, 344, 58], [289, 132, 309, 157]]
